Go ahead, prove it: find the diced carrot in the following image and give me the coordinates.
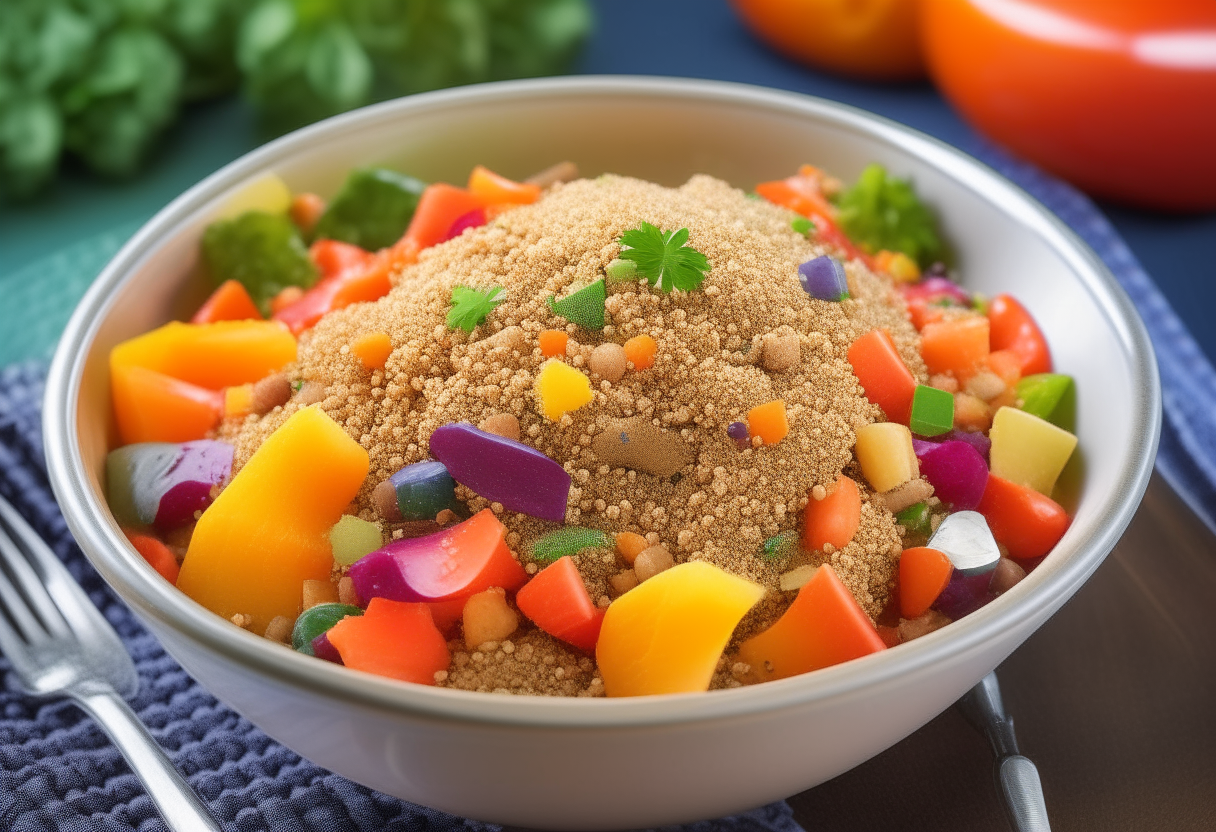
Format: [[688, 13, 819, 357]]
[[899, 546, 953, 618], [802, 474, 861, 552], [615, 531, 649, 565], [976, 474, 1071, 560], [747, 400, 789, 446], [270, 286, 305, 314], [985, 349, 1023, 388], [191, 280, 263, 324], [123, 531, 180, 584], [289, 192, 326, 234], [111, 365, 222, 445], [515, 556, 605, 652], [906, 298, 947, 331], [988, 294, 1052, 376], [309, 239, 375, 278], [427, 597, 468, 635], [352, 332, 392, 371], [737, 564, 886, 682], [623, 334, 657, 370], [467, 165, 542, 206], [326, 597, 450, 684], [224, 384, 253, 418], [920, 316, 990, 380], [538, 329, 568, 358], [401, 184, 485, 252], [847, 329, 917, 424], [755, 171, 835, 219]]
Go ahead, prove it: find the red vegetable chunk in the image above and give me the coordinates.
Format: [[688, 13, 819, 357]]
[[847, 329, 916, 424], [976, 474, 1071, 560], [348, 508, 526, 605], [326, 598, 450, 684], [515, 556, 605, 652]]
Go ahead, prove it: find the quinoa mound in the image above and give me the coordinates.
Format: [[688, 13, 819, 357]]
[[225, 174, 928, 694]]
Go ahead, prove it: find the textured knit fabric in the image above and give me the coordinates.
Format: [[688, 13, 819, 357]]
[[2, 140, 1213, 831]]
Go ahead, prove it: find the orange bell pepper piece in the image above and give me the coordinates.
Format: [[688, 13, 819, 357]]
[[326, 597, 450, 684], [111, 365, 222, 445], [401, 184, 485, 252], [802, 474, 861, 552], [467, 165, 541, 206], [747, 399, 789, 446], [538, 329, 568, 358], [898, 546, 953, 618], [737, 564, 886, 682], [976, 474, 1070, 560], [191, 280, 263, 324], [176, 407, 369, 633], [847, 328, 916, 424], [110, 320, 297, 391], [515, 556, 605, 652], [988, 294, 1052, 376], [920, 316, 990, 380]]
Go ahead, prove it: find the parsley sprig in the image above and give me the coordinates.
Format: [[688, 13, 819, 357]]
[[617, 222, 711, 293], [447, 285, 505, 333]]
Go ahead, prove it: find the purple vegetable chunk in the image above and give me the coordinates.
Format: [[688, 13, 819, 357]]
[[154, 440, 234, 530], [933, 570, 995, 620], [917, 440, 989, 511], [797, 255, 849, 302], [727, 421, 750, 449], [429, 422, 570, 522], [311, 632, 343, 664], [946, 429, 991, 462], [916, 276, 972, 307]]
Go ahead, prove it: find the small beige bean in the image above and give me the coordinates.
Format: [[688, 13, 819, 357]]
[[589, 342, 627, 383], [251, 373, 291, 414], [609, 569, 639, 595], [633, 545, 674, 582], [295, 381, 327, 405], [263, 615, 293, 643], [373, 479, 402, 522], [479, 412, 521, 441], [463, 587, 519, 649]]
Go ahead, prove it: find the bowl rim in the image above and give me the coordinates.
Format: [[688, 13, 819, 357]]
[[44, 75, 1161, 729]]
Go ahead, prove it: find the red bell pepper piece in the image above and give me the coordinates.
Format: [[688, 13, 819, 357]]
[[988, 294, 1052, 376], [326, 597, 450, 684], [273, 240, 410, 335], [976, 474, 1071, 560], [847, 328, 917, 424], [401, 184, 486, 252], [191, 280, 262, 324], [515, 555, 605, 652]]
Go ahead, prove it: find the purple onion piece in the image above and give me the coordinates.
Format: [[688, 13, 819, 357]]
[[912, 437, 941, 458], [153, 440, 234, 530], [429, 422, 570, 522], [946, 429, 991, 463], [443, 208, 486, 242], [917, 441, 989, 511], [916, 276, 973, 307], [311, 632, 343, 664], [933, 570, 995, 620], [349, 515, 492, 603], [797, 255, 849, 302]]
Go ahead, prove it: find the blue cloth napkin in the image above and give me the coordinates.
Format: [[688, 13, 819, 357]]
[[3, 139, 1214, 832]]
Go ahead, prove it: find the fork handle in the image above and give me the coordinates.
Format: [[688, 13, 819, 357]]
[[73, 688, 224, 832]]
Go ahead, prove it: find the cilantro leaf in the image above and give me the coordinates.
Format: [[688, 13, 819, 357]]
[[835, 164, 943, 267], [617, 222, 711, 293], [446, 285, 505, 333]]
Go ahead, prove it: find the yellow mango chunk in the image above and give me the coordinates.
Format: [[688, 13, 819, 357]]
[[215, 172, 292, 220], [535, 359, 593, 422], [177, 407, 368, 633], [989, 405, 1078, 496], [111, 320, 297, 391], [596, 562, 764, 697], [854, 422, 918, 492], [224, 384, 253, 418]]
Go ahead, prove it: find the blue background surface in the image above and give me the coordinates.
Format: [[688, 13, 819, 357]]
[[1, 0, 1213, 364]]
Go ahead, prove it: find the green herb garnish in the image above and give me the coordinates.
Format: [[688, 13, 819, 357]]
[[791, 216, 815, 235], [835, 164, 943, 267], [617, 222, 711, 293], [447, 285, 505, 333], [548, 278, 606, 329]]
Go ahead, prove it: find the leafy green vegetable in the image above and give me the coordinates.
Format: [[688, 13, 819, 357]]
[[617, 222, 711, 293], [548, 278, 606, 329], [201, 210, 319, 313], [604, 258, 637, 283], [835, 164, 943, 267], [790, 216, 815, 235], [237, 0, 593, 134], [313, 166, 426, 250], [447, 285, 505, 333]]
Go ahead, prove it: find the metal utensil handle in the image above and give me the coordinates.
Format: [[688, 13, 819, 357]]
[[998, 755, 1051, 832], [74, 688, 224, 832]]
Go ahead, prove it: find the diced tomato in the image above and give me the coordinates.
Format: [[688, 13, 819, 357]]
[[847, 328, 917, 424], [976, 474, 1070, 560], [988, 294, 1052, 376], [515, 556, 605, 652]]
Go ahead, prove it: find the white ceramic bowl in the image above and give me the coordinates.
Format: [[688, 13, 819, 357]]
[[43, 77, 1159, 830]]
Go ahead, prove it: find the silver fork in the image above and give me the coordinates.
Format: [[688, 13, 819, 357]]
[[0, 493, 223, 831]]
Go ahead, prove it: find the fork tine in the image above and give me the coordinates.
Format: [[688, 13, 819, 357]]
[[0, 495, 99, 639], [0, 598, 31, 669], [0, 517, 72, 640]]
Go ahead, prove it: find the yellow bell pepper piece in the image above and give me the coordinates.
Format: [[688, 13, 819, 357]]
[[596, 562, 764, 697], [535, 359, 593, 422], [177, 407, 368, 633], [110, 320, 296, 391], [989, 406, 1077, 496], [214, 172, 292, 220], [854, 422, 918, 492]]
